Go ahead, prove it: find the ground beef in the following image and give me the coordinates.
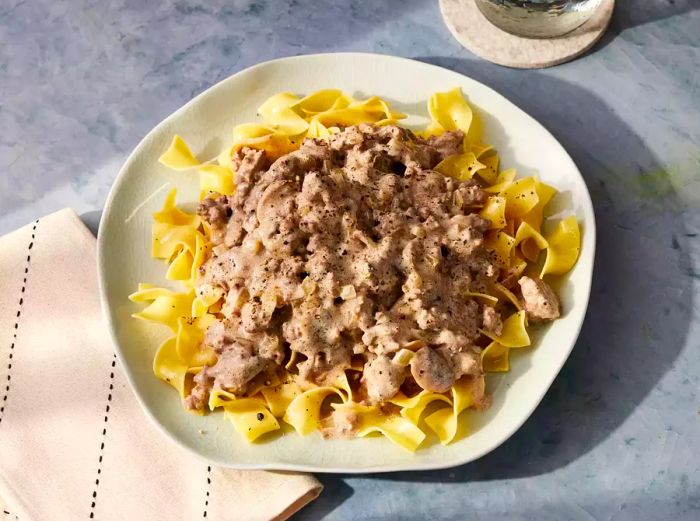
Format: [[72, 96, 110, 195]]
[[362, 355, 407, 403], [187, 124, 502, 410], [410, 346, 455, 393], [518, 276, 561, 322]]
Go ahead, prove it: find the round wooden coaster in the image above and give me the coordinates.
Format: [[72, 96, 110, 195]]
[[439, 0, 615, 69]]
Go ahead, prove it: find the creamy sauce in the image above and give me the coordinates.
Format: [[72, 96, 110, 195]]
[[186, 124, 543, 411]]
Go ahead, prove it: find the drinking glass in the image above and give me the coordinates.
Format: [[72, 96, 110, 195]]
[[474, 0, 603, 38]]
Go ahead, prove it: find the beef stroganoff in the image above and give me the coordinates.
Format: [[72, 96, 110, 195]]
[[129, 89, 580, 451]]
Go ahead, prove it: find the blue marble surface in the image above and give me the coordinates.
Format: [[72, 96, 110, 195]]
[[2, 1, 699, 519]]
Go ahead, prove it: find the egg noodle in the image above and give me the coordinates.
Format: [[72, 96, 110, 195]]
[[129, 88, 580, 452]]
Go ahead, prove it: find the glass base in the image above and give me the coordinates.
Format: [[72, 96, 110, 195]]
[[475, 0, 602, 39]]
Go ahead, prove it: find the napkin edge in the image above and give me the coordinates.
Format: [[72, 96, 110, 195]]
[[270, 482, 323, 521]]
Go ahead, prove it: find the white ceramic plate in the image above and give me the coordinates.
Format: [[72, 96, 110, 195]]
[[98, 53, 595, 473]]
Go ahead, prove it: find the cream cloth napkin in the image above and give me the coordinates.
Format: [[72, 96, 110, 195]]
[[0, 209, 321, 521]]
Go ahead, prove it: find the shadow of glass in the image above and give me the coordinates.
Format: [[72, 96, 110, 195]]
[[612, 0, 698, 29], [318, 57, 694, 486], [595, 0, 699, 50]]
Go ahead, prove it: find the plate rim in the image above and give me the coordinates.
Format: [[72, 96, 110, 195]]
[[97, 52, 596, 474]]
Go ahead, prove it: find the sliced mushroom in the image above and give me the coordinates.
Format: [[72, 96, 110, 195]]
[[410, 346, 455, 393]]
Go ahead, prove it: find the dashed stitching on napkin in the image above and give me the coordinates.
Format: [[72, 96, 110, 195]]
[[88, 354, 116, 519], [0, 219, 38, 427], [2, 509, 18, 519], [203, 465, 212, 518]]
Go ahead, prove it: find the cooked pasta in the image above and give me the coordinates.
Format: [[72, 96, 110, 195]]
[[130, 88, 581, 452]]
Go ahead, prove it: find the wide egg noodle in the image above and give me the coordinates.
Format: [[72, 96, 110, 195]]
[[500, 260, 527, 290], [208, 387, 238, 410], [541, 216, 581, 277], [231, 123, 278, 142], [434, 152, 486, 182], [306, 118, 332, 139], [515, 222, 547, 247], [517, 179, 557, 261], [352, 96, 406, 121], [295, 89, 349, 114], [493, 282, 523, 311], [427, 87, 473, 135], [217, 91, 407, 169], [392, 349, 415, 367], [284, 350, 298, 371], [129, 283, 174, 302], [424, 375, 480, 445], [333, 371, 356, 402], [192, 285, 224, 317], [315, 97, 404, 127], [480, 196, 507, 229], [152, 221, 197, 262], [520, 235, 542, 263], [353, 407, 426, 453], [257, 92, 310, 135], [390, 390, 452, 425], [215, 123, 297, 165], [500, 176, 539, 219], [480, 310, 530, 348], [189, 231, 210, 285], [331, 403, 426, 453], [153, 188, 199, 226], [236, 133, 297, 161], [129, 286, 194, 332], [483, 230, 515, 267], [514, 221, 549, 263], [130, 278, 218, 384], [165, 248, 194, 282], [164, 230, 208, 289], [261, 381, 303, 418], [198, 164, 235, 197], [374, 118, 402, 127], [503, 217, 515, 238], [476, 153, 499, 184], [283, 386, 346, 436], [521, 178, 557, 231], [419, 120, 445, 138], [158, 135, 201, 170], [175, 315, 216, 367], [151, 189, 202, 262], [483, 168, 516, 194], [463, 291, 499, 305], [223, 403, 280, 443], [283, 378, 428, 451], [208, 389, 280, 442], [470, 142, 493, 159], [153, 337, 189, 398], [481, 341, 510, 372]]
